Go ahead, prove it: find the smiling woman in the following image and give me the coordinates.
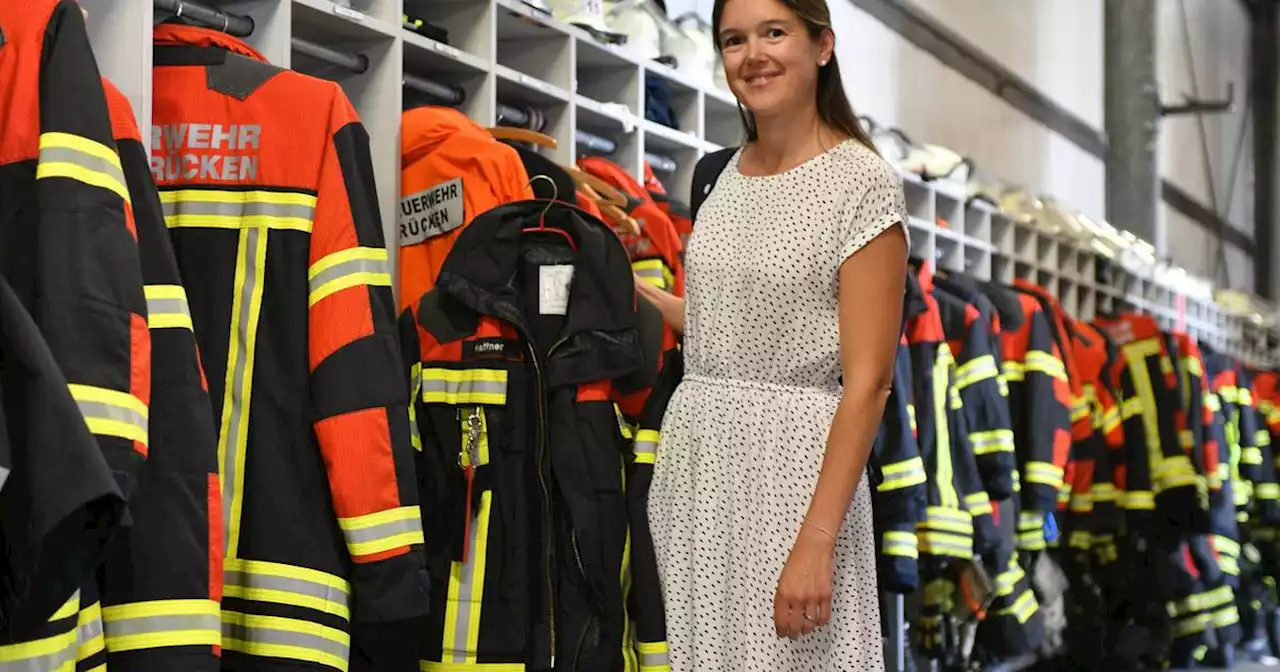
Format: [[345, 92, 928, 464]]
[[639, 0, 910, 670]]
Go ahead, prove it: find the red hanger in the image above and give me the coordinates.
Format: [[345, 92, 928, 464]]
[[522, 175, 577, 250]]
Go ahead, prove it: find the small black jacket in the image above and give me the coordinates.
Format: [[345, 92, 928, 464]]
[[404, 199, 665, 671]]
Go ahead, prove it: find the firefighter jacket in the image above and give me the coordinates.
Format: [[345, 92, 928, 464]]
[[1253, 370, 1280, 525], [905, 268, 998, 562], [1065, 322, 1123, 560], [402, 199, 665, 671], [1200, 347, 1245, 582], [999, 291, 1071, 551], [0, 0, 149, 654], [100, 77, 223, 671], [1093, 314, 1200, 533], [870, 336, 928, 593], [398, 106, 533, 315], [152, 24, 428, 670], [577, 157, 684, 298], [932, 279, 1016, 500], [642, 162, 692, 262], [1204, 347, 1254, 528]]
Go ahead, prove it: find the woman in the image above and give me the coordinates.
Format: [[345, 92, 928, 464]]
[[634, 0, 908, 668]]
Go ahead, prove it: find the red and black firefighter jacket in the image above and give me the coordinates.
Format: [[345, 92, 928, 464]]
[[402, 199, 667, 671], [1252, 370, 1280, 525], [904, 267, 998, 563], [99, 77, 224, 671], [152, 24, 429, 670], [1199, 347, 1245, 583], [932, 276, 1016, 500], [1093, 314, 1201, 533], [0, 0, 149, 662], [642, 162, 692, 264], [870, 336, 927, 594], [999, 288, 1071, 552], [1063, 321, 1123, 561], [577, 157, 684, 298]]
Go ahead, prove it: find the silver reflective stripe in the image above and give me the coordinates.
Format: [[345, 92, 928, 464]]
[[445, 510, 487, 663], [76, 399, 147, 431], [104, 613, 219, 637], [224, 571, 348, 614], [38, 145, 126, 191], [308, 257, 388, 293], [640, 649, 670, 668], [0, 633, 78, 671], [634, 267, 663, 279], [221, 227, 266, 558], [342, 515, 423, 546], [161, 199, 315, 220], [222, 620, 348, 660], [421, 379, 506, 400]]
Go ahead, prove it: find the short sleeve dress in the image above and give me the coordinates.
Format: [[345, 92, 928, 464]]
[[647, 139, 909, 671]]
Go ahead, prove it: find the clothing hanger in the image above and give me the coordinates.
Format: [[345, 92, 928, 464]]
[[566, 166, 628, 208], [576, 183, 640, 236], [523, 175, 577, 250], [488, 127, 558, 149]]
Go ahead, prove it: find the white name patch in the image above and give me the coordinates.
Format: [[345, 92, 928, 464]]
[[399, 177, 464, 246]]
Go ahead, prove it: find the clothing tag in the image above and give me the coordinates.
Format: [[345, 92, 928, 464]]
[[399, 177, 464, 246], [463, 338, 519, 362], [539, 265, 573, 316]]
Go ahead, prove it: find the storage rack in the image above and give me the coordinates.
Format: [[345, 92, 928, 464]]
[[73, 1, 1279, 670]]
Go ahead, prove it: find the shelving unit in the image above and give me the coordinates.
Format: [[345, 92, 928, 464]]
[[85, 0, 1269, 367]]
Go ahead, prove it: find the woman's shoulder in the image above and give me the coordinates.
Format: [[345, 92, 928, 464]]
[[827, 140, 902, 196]]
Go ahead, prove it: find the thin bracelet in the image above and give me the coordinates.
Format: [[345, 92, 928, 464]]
[[802, 518, 837, 542]]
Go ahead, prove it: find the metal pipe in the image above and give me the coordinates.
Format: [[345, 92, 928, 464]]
[[575, 130, 616, 155], [1104, 0, 1162, 254], [496, 103, 530, 127], [154, 0, 255, 37], [290, 38, 368, 74], [404, 73, 464, 105], [644, 152, 676, 173]]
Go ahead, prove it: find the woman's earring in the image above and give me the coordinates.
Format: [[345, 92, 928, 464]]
[[819, 60, 828, 67]]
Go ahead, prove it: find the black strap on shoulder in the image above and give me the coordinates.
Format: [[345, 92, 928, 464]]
[[690, 147, 738, 222]]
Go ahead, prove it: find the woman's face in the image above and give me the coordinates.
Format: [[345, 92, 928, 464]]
[[717, 0, 831, 121]]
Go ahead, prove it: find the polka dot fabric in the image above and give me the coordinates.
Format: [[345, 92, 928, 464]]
[[648, 139, 908, 671]]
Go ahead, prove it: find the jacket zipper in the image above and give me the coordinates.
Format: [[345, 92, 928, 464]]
[[529, 336, 570, 668]]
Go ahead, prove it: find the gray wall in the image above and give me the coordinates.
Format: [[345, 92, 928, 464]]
[[662, 0, 1258, 293]]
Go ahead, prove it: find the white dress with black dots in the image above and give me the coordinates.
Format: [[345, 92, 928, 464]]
[[647, 139, 908, 671]]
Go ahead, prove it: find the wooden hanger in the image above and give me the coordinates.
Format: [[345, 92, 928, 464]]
[[487, 126, 557, 149], [601, 203, 641, 236], [566, 166, 627, 208]]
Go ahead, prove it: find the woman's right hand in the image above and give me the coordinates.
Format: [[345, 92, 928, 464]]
[[634, 274, 685, 337]]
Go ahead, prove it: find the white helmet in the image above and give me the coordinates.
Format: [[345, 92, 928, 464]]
[[605, 0, 665, 61], [545, 0, 612, 34], [668, 12, 717, 87]]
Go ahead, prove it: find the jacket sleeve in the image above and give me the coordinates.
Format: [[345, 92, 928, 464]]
[[622, 340, 679, 672], [949, 365, 999, 560], [1002, 303, 1071, 545], [306, 85, 429, 645], [96, 79, 223, 670], [33, 0, 151, 505], [954, 313, 1016, 500], [869, 339, 926, 594]]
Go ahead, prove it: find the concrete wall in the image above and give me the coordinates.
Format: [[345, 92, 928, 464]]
[[661, 0, 1258, 293]]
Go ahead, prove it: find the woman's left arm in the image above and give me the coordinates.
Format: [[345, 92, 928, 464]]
[[772, 222, 908, 640]]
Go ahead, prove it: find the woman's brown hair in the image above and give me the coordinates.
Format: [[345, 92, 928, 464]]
[[711, 0, 877, 152]]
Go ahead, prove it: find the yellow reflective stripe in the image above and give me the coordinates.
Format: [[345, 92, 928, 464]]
[[51, 591, 81, 622], [614, 404, 635, 440], [998, 589, 1038, 624], [67, 383, 149, 447], [878, 457, 926, 491], [160, 189, 316, 232], [1183, 356, 1204, 376], [1243, 447, 1264, 465], [882, 531, 918, 559], [222, 611, 349, 671], [219, 227, 268, 559], [632, 259, 670, 291], [1024, 351, 1067, 381], [637, 641, 670, 672], [916, 529, 973, 559], [308, 247, 392, 306], [337, 506, 425, 559], [1256, 483, 1280, 500], [223, 558, 350, 621], [75, 601, 104, 667], [933, 346, 959, 509], [37, 132, 129, 203], [409, 363, 423, 451], [1240, 388, 1255, 405], [1001, 360, 1026, 382], [953, 355, 999, 391], [439, 491, 493, 665], [1091, 483, 1119, 503], [906, 403, 917, 432], [1207, 393, 1222, 413], [421, 663, 527, 671], [1153, 455, 1196, 487], [924, 506, 973, 528], [1121, 396, 1144, 420], [144, 284, 194, 331], [1257, 431, 1272, 449], [969, 429, 1015, 455], [1220, 385, 1240, 403], [422, 369, 508, 405], [1069, 530, 1093, 549], [1024, 461, 1064, 487], [1123, 490, 1155, 509], [1101, 405, 1122, 434], [1169, 585, 1235, 617], [634, 429, 658, 465], [102, 599, 220, 652], [964, 491, 992, 514]]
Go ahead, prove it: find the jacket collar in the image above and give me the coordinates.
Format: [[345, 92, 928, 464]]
[[424, 200, 642, 387], [153, 23, 266, 61]]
